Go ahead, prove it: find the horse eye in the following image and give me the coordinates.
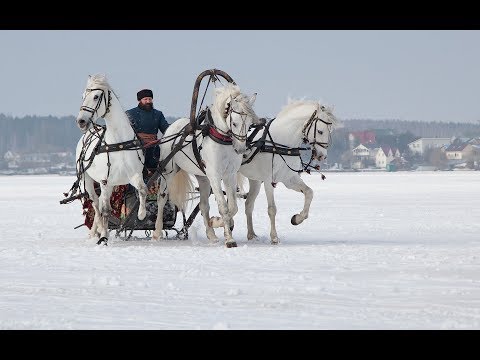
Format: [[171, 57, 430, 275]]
[[93, 95, 99, 100], [232, 122, 238, 127], [318, 130, 323, 135]]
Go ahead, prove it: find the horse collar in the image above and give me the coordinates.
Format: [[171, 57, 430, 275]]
[[209, 126, 233, 144]]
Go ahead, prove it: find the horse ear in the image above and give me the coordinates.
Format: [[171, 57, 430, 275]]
[[249, 93, 257, 105]]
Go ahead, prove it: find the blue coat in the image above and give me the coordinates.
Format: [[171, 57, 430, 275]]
[[126, 106, 169, 135]]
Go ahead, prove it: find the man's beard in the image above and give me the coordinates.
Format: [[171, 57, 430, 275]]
[[139, 103, 153, 111]]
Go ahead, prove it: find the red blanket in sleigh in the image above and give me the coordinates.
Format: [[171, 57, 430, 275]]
[[82, 185, 128, 229]]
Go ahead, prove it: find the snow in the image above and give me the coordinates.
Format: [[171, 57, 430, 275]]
[[1, 172, 479, 329]]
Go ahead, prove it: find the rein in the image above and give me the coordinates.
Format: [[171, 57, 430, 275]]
[[136, 133, 161, 149], [60, 124, 105, 204]]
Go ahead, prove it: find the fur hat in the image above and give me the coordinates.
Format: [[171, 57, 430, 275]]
[[137, 89, 153, 101]]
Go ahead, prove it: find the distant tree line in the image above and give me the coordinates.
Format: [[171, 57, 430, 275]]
[[342, 118, 480, 138], [0, 114, 177, 155], [1, 114, 480, 165]]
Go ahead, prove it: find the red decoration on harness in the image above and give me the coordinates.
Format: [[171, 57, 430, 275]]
[[209, 127, 232, 143]]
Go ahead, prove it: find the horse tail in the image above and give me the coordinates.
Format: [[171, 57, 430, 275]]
[[168, 169, 194, 211]]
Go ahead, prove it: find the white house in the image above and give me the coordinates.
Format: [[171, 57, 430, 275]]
[[372, 146, 401, 169], [352, 144, 373, 169], [4, 151, 20, 169], [4, 151, 19, 162], [352, 144, 371, 157], [445, 143, 474, 160], [375, 147, 387, 168], [407, 138, 450, 156]]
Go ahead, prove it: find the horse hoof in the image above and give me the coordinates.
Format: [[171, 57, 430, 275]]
[[271, 239, 279, 245], [152, 231, 163, 241], [291, 214, 303, 225], [97, 237, 108, 246], [230, 224, 234, 231], [226, 241, 237, 248]]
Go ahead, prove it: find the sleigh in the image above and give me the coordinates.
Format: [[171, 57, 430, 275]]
[[79, 181, 180, 239]]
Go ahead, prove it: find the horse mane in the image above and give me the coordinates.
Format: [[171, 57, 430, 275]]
[[86, 73, 119, 98], [276, 98, 338, 127], [212, 83, 258, 121], [212, 83, 240, 114]]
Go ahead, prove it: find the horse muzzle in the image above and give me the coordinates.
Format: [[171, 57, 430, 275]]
[[313, 148, 327, 162], [233, 143, 247, 155], [316, 153, 327, 162], [77, 118, 90, 132]]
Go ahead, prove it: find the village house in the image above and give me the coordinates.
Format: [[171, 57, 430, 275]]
[[407, 138, 451, 156]]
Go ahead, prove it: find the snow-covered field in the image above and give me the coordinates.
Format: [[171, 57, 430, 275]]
[[0, 172, 479, 329]]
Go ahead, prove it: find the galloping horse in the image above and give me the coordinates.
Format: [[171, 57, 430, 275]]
[[239, 99, 338, 244], [153, 83, 263, 247], [75, 74, 147, 245]]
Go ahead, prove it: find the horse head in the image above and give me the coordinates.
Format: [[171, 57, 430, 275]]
[[76, 74, 112, 132], [302, 103, 337, 162], [212, 84, 262, 154]]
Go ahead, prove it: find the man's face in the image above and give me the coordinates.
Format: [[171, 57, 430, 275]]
[[139, 97, 153, 111]]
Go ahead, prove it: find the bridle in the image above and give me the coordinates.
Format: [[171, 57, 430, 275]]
[[79, 88, 112, 127], [221, 95, 250, 142], [301, 108, 333, 160]]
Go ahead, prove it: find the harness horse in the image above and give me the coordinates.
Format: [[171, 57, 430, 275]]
[[152, 80, 263, 248], [62, 74, 148, 245], [238, 100, 338, 244]]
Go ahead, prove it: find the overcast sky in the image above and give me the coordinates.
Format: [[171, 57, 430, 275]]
[[1, 30, 479, 123]]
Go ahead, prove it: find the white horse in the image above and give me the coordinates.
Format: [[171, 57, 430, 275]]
[[238, 99, 338, 244], [75, 74, 147, 245], [153, 83, 263, 247]]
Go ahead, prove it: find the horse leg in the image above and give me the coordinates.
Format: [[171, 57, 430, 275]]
[[97, 184, 114, 245], [223, 174, 238, 232], [195, 175, 218, 242], [84, 174, 101, 239], [263, 182, 279, 245], [209, 177, 236, 248], [152, 174, 169, 240], [284, 176, 313, 226], [129, 173, 147, 221], [245, 178, 262, 240], [90, 203, 101, 239]]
